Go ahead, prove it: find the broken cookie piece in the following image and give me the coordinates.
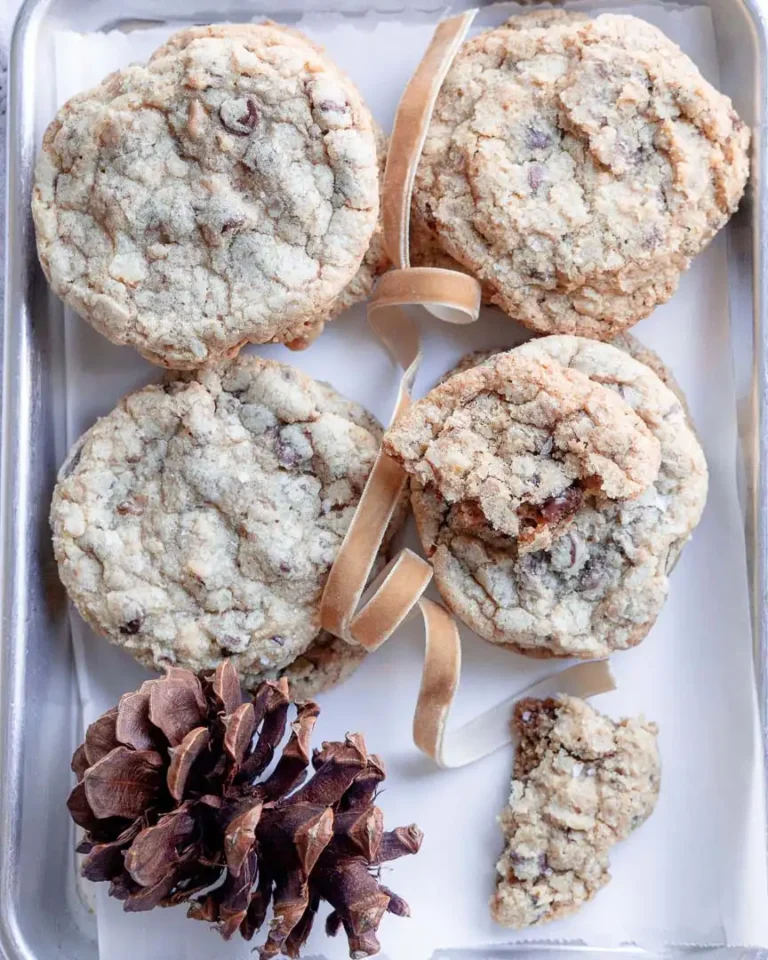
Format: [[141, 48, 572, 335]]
[[492, 694, 660, 929]]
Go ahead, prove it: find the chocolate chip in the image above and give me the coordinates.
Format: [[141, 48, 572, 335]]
[[119, 619, 142, 636], [526, 267, 547, 282], [579, 560, 609, 594], [519, 552, 549, 580], [526, 128, 551, 150], [219, 97, 259, 135], [278, 562, 291, 574], [539, 486, 583, 525], [241, 99, 259, 127], [317, 99, 348, 113], [510, 851, 548, 875], [116, 499, 143, 517], [276, 440, 301, 469], [642, 227, 663, 251], [528, 164, 546, 194], [632, 142, 653, 165], [221, 214, 246, 233], [60, 443, 84, 480], [271, 636, 285, 647]]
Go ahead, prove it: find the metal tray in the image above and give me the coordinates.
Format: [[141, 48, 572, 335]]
[[2, 1, 767, 958]]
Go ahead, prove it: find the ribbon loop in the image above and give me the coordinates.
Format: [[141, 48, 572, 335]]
[[370, 268, 481, 326], [383, 10, 479, 268]]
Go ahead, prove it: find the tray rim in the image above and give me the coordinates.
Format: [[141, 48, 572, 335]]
[[2, 0, 768, 958]]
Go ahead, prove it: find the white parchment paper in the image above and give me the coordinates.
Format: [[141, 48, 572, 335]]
[[49, 4, 768, 957]]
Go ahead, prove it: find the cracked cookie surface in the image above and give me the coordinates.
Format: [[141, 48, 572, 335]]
[[413, 10, 750, 339], [280, 124, 391, 350], [444, 333, 691, 423], [384, 335, 707, 658], [32, 23, 379, 368], [492, 695, 660, 928], [51, 354, 388, 689]]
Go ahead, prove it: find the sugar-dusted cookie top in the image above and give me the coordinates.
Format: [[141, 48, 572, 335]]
[[33, 23, 379, 368], [51, 355, 388, 688], [413, 10, 750, 338]]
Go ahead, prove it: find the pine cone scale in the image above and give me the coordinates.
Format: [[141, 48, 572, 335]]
[[240, 680, 290, 782], [258, 701, 319, 801], [290, 738, 368, 807], [224, 802, 263, 876], [123, 806, 197, 887], [167, 726, 211, 801], [84, 709, 119, 764], [83, 746, 164, 819], [224, 702, 255, 766], [116, 692, 155, 751], [148, 676, 206, 746], [81, 820, 142, 882], [71, 743, 90, 780]]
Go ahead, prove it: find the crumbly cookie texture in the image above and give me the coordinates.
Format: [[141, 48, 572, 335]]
[[269, 631, 367, 700], [384, 335, 707, 658], [444, 332, 691, 421], [492, 695, 660, 929], [413, 10, 750, 339], [51, 354, 388, 689], [32, 23, 379, 368], [282, 126, 391, 350]]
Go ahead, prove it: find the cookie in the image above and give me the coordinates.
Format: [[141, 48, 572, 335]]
[[492, 695, 660, 928], [33, 23, 380, 368], [268, 631, 367, 700], [412, 10, 750, 339], [281, 125, 391, 350], [383, 335, 707, 659], [51, 354, 396, 690], [149, 24, 391, 354], [442, 332, 691, 420]]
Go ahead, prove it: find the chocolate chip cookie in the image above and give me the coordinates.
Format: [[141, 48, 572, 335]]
[[269, 631, 367, 700], [413, 10, 750, 339], [492, 695, 660, 928], [280, 125, 391, 351], [51, 355, 394, 690], [383, 335, 707, 659], [33, 23, 380, 368], [443, 332, 691, 422]]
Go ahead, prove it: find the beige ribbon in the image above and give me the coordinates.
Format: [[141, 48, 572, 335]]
[[319, 11, 616, 767]]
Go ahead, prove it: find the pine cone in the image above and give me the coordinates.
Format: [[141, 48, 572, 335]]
[[68, 664, 422, 959]]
